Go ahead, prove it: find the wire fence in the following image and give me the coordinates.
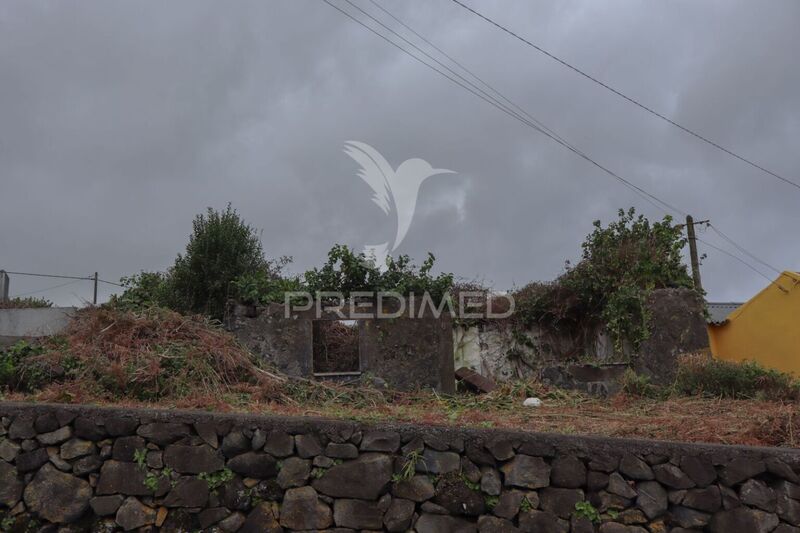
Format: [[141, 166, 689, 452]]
[[0, 270, 123, 306]]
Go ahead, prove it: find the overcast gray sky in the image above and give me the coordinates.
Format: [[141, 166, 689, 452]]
[[2, 0, 798, 306]]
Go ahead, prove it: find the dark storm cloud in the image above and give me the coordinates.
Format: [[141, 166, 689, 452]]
[[1, 0, 798, 305]]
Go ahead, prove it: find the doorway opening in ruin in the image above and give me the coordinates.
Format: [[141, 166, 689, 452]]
[[312, 319, 361, 375]]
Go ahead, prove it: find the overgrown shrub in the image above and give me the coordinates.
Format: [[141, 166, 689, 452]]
[[1, 307, 267, 402], [303, 244, 453, 304], [674, 357, 800, 401], [514, 208, 694, 354], [113, 205, 271, 319], [0, 297, 52, 309]]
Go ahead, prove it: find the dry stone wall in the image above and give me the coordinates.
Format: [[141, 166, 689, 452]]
[[1, 402, 799, 532]]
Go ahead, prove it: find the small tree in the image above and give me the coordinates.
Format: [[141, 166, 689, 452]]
[[168, 205, 267, 319]]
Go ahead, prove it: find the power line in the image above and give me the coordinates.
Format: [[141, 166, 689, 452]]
[[13, 279, 85, 298], [3, 271, 93, 281], [324, 0, 686, 216], [707, 224, 782, 276], [2, 270, 124, 288], [325, 0, 781, 286], [448, 0, 800, 192], [696, 237, 786, 292]]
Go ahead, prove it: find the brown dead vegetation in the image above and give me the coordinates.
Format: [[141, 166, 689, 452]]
[[2, 307, 799, 449]]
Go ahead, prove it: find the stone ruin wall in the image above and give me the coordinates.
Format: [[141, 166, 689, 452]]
[[1, 402, 799, 532], [455, 288, 710, 388]]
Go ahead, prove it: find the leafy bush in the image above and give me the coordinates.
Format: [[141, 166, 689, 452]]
[[168, 205, 268, 319], [674, 357, 800, 401], [113, 205, 270, 319], [303, 244, 453, 304], [619, 368, 659, 398], [0, 341, 43, 389], [514, 208, 694, 353]]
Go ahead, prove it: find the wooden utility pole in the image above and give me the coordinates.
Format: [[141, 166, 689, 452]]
[[93, 272, 98, 306], [0, 271, 8, 303], [686, 216, 702, 291]]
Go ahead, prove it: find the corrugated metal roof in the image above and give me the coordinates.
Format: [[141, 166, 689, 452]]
[[706, 302, 743, 325]]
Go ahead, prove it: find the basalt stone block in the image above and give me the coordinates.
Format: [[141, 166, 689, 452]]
[[709, 506, 779, 533], [240, 501, 282, 533], [263, 430, 294, 457], [653, 463, 695, 489], [480, 467, 502, 496], [334, 498, 385, 529], [115, 497, 156, 531], [221, 431, 250, 458], [492, 490, 526, 520], [227, 452, 278, 479], [767, 457, 800, 483], [465, 442, 496, 467], [194, 422, 219, 449], [164, 444, 224, 474], [501, 455, 550, 489], [325, 442, 358, 459], [294, 433, 322, 458], [9, 416, 35, 440], [23, 463, 92, 524], [682, 485, 722, 513], [90, 495, 124, 516], [550, 455, 587, 489], [360, 430, 401, 453], [72, 454, 104, 476], [538, 487, 584, 519], [250, 429, 267, 451], [104, 417, 138, 437], [484, 438, 515, 461], [0, 460, 23, 507], [313, 453, 393, 500], [619, 454, 654, 480], [392, 475, 435, 502], [384, 498, 415, 531], [433, 477, 486, 516], [0, 439, 20, 462], [277, 457, 310, 489], [739, 478, 776, 512], [518, 510, 569, 533], [589, 454, 619, 473], [34, 412, 60, 434], [478, 515, 521, 533], [219, 477, 250, 510], [670, 506, 711, 529], [636, 480, 667, 520], [418, 449, 461, 475], [112, 436, 146, 462], [137, 422, 191, 446], [680, 455, 717, 487], [163, 477, 209, 508], [279, 486, 332, 530], [16, 447, 49, 472], [96, 460, 150, 496], [74, 417, 107, 441], [719, 458, 766, 486], [588, 471, 610, 492], [415, 513, 478, 533], [198, 507, 230, 529], [36, 425, 72, 446], [60, 438, 95, 460]]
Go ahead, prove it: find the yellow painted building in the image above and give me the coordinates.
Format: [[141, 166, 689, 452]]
[[707, 271, 800, 375]]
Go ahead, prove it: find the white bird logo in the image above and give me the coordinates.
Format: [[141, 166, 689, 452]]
[[344, 141, 455, 269]]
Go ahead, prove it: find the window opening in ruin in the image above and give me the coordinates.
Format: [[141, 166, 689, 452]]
[[312, 319, 361, 375]]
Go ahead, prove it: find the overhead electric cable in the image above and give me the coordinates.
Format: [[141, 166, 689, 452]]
[[324, 0, 686, 216], [324, 0, 782, 286], [448, 0, 800, 192]]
